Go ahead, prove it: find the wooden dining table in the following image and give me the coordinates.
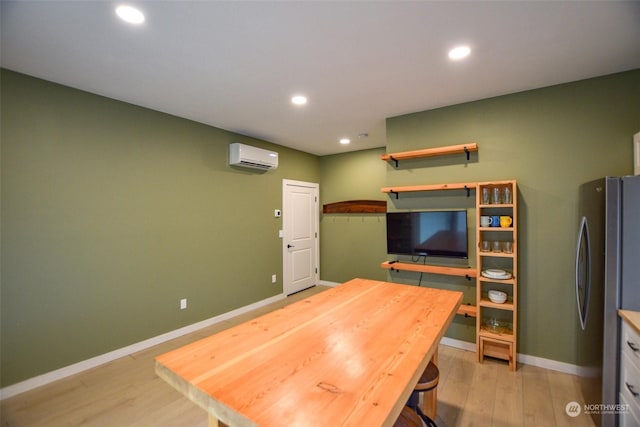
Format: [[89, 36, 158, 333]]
[[155, 278, 462, 427]]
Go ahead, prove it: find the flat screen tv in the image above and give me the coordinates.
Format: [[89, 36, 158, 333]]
[[386, 210, 468, 258]]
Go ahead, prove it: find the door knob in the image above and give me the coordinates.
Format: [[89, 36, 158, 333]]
[[287, 244, 295, 249]]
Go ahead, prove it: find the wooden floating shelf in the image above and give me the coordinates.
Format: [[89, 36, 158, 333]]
[[322, 200, 386, 214], [381, 143, 478, 166], [458, 304, 477, 318], [381, 261, 477, 279], [381, 182, 477, 198], [381, 182, 477, 193]]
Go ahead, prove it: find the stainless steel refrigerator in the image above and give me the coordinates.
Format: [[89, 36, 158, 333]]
[[576, 176, 640, 426]]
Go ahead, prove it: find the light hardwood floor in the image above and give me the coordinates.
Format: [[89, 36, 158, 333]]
[[1, 286, 595, 427]]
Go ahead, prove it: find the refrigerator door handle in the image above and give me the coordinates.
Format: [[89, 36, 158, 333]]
[[626, 382, 640, 397], [575, 216, 591, 331]]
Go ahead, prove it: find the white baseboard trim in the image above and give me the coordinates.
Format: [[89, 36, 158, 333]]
[[517, 352, 581, 375], [439, 337, 581, 375], [0, 292, 286, 400], [318, 280, 341, 287], [440, 336, 477, 352]]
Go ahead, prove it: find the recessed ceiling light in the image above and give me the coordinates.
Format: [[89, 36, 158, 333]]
[[116, 5, 145, 25], [448, 45, 471, 60], [291, 95, 308, 106], [339, 138, 351, 145]]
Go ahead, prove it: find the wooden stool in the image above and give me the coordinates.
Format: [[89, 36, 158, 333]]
[[416, 360, 439, 420], [393, 406, 422, 427], [407, 361, 439, 426]]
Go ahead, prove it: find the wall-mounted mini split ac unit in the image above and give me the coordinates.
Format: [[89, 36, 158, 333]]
[[229, 143, 279, 170]]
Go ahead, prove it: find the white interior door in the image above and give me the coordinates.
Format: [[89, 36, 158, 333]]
[[282, 179, 319, 295]]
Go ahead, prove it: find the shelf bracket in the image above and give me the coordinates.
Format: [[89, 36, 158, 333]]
[[389, 156, 399, 168], [389, 190, 399, 200], [464, 185, 471, 198], [464, 146, 470, 161]]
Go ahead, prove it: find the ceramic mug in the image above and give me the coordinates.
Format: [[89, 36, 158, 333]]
[[491, 215, 501, 227], [500, 216, 513, 228], [480, 215, 492, 227]]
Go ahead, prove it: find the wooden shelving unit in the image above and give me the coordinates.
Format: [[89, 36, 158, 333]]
[[378, 144, 519, 371], [476, 180, 518, 371], [381, 143, 478, 167]]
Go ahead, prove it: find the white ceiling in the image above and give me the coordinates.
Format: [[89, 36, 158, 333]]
[[2, 1, 639, 156]]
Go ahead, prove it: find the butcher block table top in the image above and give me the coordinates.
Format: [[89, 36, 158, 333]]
[[155, 278, 462, 427]]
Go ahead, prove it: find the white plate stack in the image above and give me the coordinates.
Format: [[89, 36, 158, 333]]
[[481, 269, 512, 280]]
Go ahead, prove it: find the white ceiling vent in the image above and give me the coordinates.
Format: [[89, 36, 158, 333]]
[[229, 143, 279, 170]]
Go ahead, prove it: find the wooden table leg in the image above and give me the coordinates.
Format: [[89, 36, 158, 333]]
[[209, 413, 229, 427], [422, 348, 439, 420]]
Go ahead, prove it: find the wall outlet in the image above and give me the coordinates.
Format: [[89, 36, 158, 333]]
[[180, 298, 187, 310], [272, 274, 277, 283]]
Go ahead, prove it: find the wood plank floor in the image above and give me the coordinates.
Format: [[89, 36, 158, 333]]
[[1, 286, 595, 427]]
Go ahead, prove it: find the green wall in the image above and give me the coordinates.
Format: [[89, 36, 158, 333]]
[[0, 69, 320, 387], [319, 148, 388, 283], [2, 68, 639, 387], [384, 70, 640, 363]]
